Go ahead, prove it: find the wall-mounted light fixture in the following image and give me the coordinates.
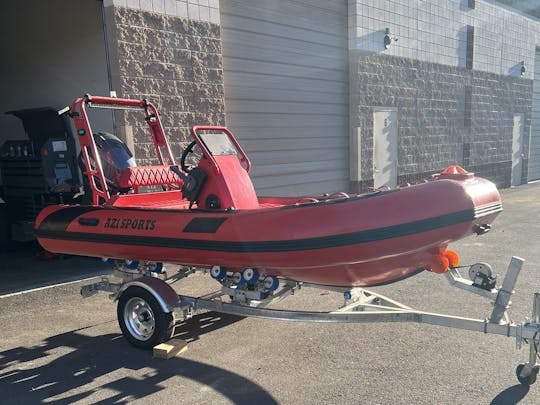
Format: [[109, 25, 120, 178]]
[[384, 28, 398, 49], [521, 61, 526, 76]]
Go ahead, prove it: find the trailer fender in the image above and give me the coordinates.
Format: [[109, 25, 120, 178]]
[[117, 277, 178, 313]]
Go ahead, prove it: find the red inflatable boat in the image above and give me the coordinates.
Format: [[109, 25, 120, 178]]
[[35, 95, 502, 287]]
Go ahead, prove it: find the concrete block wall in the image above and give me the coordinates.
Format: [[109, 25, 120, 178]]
[[349, 0, 538, 190], [350, 52, 533, 188], [103, 1, 225, 164]]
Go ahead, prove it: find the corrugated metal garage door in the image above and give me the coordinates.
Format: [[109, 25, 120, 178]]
[[528, 49, 540, 181], [220, 0, 349, 195]]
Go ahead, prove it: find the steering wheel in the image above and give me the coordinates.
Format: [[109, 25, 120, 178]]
[[180, 141, 201, 172]]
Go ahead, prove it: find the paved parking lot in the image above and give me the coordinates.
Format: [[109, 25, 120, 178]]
[[1, 182, 540, 404]]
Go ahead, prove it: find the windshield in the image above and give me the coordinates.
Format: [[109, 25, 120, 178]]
[[200, 132, 237, 156]]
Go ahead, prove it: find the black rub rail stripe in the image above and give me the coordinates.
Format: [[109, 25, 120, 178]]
[[36, 209, 476, 253], [183, 217, 228, 233], [39, 206, 103, 232]]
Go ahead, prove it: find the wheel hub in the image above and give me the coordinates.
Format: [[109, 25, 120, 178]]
[[124, 297, 156, 341]]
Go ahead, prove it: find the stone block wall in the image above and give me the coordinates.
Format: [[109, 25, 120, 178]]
[[103, 4, 225, 164], [350, 51, 533, 190]]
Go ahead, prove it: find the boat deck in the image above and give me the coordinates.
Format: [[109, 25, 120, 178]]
[[107, 191, 287, 211]]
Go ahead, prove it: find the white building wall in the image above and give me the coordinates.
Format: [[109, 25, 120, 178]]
[[103, 0, 220, 24], [349, 0, 540, 80]]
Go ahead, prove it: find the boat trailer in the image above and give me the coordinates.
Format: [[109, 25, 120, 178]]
[[81, 256, 540, 386]]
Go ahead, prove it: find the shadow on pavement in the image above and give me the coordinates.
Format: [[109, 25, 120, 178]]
[[0, 319, 275, 404], [490, 384, 529, 405], [0, 243, 110, 296], [173, 311, 244, 343]]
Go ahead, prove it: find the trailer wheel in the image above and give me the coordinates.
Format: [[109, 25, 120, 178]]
[[516, 364, 538, 386], [117, 286, 174, 349]]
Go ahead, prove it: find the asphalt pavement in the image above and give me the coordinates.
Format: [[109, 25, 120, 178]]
[[1, 182, 540, 404]]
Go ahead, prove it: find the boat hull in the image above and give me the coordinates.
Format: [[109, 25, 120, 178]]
[[35, 177, 502, 287]]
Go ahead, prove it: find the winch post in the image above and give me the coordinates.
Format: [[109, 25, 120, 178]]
[[490, 256, 524, 324]]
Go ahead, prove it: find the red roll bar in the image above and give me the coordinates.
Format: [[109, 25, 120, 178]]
[[71, 94, 176, 205]]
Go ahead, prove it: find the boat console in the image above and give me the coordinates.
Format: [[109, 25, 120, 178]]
[[182, 126, 259, 210]]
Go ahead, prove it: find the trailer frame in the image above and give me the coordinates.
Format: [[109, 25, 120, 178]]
[[81, 256, 540, 385]]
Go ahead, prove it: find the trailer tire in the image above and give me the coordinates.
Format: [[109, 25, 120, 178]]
[[516, 364, 538, 386], [117, 286, 174, 349]]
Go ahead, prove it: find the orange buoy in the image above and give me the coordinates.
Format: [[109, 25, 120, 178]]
[[441, 165, 468, 175], [443, 250, 460, 268], [429, 255, 450, 274], [436, 165, 474, 180]]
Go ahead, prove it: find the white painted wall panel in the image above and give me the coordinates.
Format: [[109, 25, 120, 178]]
[[106, 0, 220, 23], [350, 0, 540, 80], [528, 49, 540, 181], [221, 0, 349, 195]]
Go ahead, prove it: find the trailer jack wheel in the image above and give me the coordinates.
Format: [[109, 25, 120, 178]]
[[516, 364, 539, 386], [117, 286, 174, 349]]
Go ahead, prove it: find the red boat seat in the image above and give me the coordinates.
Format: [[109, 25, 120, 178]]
[[117, 165, 183, 191]]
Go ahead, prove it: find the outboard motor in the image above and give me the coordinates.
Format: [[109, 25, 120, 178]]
[[93, 132, 136, 194], [79, 132, 136, 201]]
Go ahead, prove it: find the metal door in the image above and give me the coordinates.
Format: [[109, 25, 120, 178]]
[[220, 0, 349, 195], [373, 108, 398, 189], [512, 113, 524, 186]]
